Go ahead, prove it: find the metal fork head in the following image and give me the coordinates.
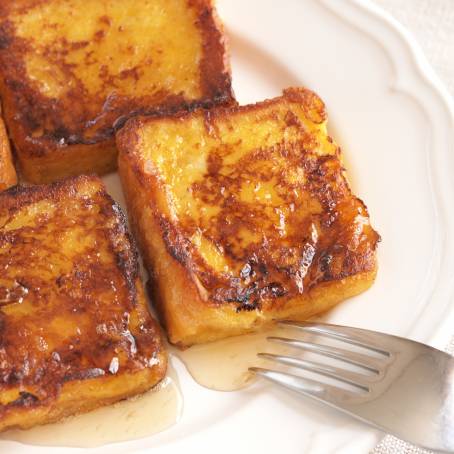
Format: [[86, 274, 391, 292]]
[[250, 321, 454, 453]]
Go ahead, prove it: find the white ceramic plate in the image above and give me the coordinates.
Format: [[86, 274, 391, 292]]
[[3, 0, 454, 453]]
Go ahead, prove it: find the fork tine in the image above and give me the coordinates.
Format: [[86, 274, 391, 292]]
[[268, 337, 382, 373], [258, 353, 370, 391], [280, 321, 391, 355], [249, 367, 361, 406]]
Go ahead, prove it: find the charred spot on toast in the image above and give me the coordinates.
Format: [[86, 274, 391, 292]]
[[10, 392, 40, 407]]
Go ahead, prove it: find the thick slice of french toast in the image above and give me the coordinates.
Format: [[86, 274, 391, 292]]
[[0, 108, 16, 191], [0, 176, 166, 431], [117, 88, 380, 348], [0, 0, 233, 184]]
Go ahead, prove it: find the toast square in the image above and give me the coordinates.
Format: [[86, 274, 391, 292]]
[[0, 109, 16, 191], [117, 88, 380, 348], [0, 0, 234, 184], [0, 176, 166, 431]]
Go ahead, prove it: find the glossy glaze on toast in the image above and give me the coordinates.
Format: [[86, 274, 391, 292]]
[[0, 0, 234, 183], [117, 88, 380, 348], [0, 176, 166, 431]]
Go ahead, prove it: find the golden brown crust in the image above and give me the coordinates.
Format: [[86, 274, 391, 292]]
[[117, 87, 380, 347], [0, 175, 166, 431], [0, 0, 235, 183], [0, 108, 16, 191]]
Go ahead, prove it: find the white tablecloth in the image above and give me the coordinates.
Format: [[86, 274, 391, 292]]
[[371, 1, 453, 453]]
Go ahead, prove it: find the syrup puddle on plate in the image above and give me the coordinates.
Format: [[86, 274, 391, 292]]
[[174, 323, 374, 392], [173, 325, 302, 391], [1, 369, 182, 448]]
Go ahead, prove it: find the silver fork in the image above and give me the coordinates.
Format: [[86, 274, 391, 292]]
[[250, 321, 454, 453]]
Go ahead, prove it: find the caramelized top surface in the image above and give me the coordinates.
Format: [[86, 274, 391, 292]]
[[118, 88, 380, 310], [0, 176, 163, 407], [0, 0, 233, 150]]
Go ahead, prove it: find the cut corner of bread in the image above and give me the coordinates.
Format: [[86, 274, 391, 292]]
[[117, 87, 380, 348], [0, 0, 234, 184], [0, 175, 166, 431]]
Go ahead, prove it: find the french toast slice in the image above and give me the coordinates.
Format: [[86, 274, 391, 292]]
[[0, 176, 166, 431], [0, 0, 234, 184], [117, 88, 380, 348], [0, 108, 16, 191]]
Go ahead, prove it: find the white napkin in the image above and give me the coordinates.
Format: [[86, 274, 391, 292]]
[[373, 0, 454, 97], [370, 2, 454, 452]]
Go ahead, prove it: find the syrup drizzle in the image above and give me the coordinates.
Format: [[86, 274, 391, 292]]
[[173, 325, 300, 391], [1, 369, 182, 448]]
